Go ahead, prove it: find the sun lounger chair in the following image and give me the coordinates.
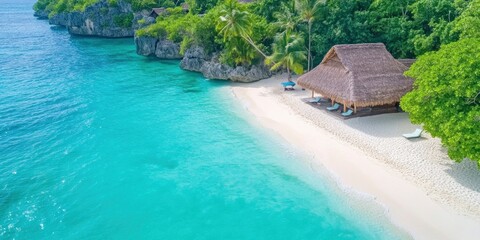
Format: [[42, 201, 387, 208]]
[[308, 97, 322, 103], [403, 129, 423, 139], [281, 81, 296, 87], [308, 97, 329, 103], [282, 81, 295, 91], [327, 103, 340, 111], [341, 109, 353, 117]]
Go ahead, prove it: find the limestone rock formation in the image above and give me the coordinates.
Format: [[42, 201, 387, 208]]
[[44, 0, 152, 38], [33, 10, 49, 19], [134, 36, 182, 59], [180, 46, 271, 82], [66, 0, 134, 37], [180, 46, 209, 72]]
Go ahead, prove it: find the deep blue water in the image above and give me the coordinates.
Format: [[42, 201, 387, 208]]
[[0, 0, 409, 239]]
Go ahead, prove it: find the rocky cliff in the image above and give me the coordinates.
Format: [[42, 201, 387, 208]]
[[33, 9, 48, 19], [180, 46, 271, 83], [49, 12, 69, 26], [180, 46, 209, 72], [134, 36, 182, 59], [43, 0, 151, 38], [70, 0, 134, 37]]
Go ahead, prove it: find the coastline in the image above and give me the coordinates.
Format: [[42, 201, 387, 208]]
[[230, 74, 480, 240]]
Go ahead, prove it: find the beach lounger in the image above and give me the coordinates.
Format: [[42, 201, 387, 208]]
[[403, 129, 423, 139], [281, 81, 296, 87], [308, 97, 329, 103], [282, 81, 296, 91], [341, 109, 353, 117], [327, 103, 340, 111]]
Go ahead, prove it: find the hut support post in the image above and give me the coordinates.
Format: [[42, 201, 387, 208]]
[[354, 103, 357, 113], [343, 103, 347, 112], [311, 90, 314, 98]]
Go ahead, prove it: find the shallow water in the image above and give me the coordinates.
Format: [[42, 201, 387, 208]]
[[0, 1, 409, 239]]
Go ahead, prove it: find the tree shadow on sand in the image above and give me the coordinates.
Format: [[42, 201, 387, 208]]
[[444, 158, 480, 193], [343, 112, 423, 138]]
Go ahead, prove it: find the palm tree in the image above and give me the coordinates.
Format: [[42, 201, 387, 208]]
[[216, 0, 268, 59], [296, 0, 324, 71], [265, 32, 307, 81], [273, 4, 298, 35]]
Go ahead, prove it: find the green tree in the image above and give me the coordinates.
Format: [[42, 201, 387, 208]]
[[451, 0, 480, 39], [216, 0, 268, 58], [186, 0, 218, 14], [33, 0, 55, 12], [273, 4, 298, 35], [221, 37, 257, 66], [407, 0, 463, 55], [295, 0, 324, 71], [309, 0, 373, 63], [401, 38, 480, 165], [252, 0, 292, 21], [192, 5, 223, 54], [368, 0, 416, 58], [265, 32, 306, 81]]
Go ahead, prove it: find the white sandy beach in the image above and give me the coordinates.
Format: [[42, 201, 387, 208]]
[[230, 74, 480, 240]]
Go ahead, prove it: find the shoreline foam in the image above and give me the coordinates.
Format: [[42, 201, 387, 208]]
[[230, 74, 480, 240]]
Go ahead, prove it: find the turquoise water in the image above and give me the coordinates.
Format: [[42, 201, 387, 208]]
[[0, 1, 408, 239]]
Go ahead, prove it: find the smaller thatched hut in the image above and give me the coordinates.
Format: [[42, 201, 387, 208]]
[[149, 8, 166, 18], [298, 43, 414, 112]]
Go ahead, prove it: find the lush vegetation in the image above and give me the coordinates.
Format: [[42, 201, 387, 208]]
[[35, 0, 479, 63], [133, 0, 480, 65], [33, 0, 180, 16], [114, 13, 134, 27], [401, 0, 480, 166], [402, 38, 480, 166], [34, 0, 99, 16]]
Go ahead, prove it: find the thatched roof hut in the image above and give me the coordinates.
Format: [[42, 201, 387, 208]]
[[149, 8, 166, 18], [298, 43, 414, 109], [397, 59, 416, 68]]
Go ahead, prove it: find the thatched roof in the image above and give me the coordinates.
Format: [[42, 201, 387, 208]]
[[397, 59, 416, 68], [298, 43, 414, 107], [150, 8, 166, 17]]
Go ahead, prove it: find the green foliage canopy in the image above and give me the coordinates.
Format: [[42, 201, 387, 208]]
[[136, 8, 200, 42], [266, 32, 306, 80], [216, 0, 271, 64], [34, 0, 182, 14], [401, 38, 480, 165], [185, 0, 218, 14], [451, 0, 480, 39], [114, 13, 134, 27]]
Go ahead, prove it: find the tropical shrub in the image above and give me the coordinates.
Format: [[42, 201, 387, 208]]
[[191, 5, 223, 54], [114, 13, 134, 27], [185, 0, 218, 14], [401, 38, 480, 165], [136, 8, 200, 43], [450, 0, 480, 39]]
